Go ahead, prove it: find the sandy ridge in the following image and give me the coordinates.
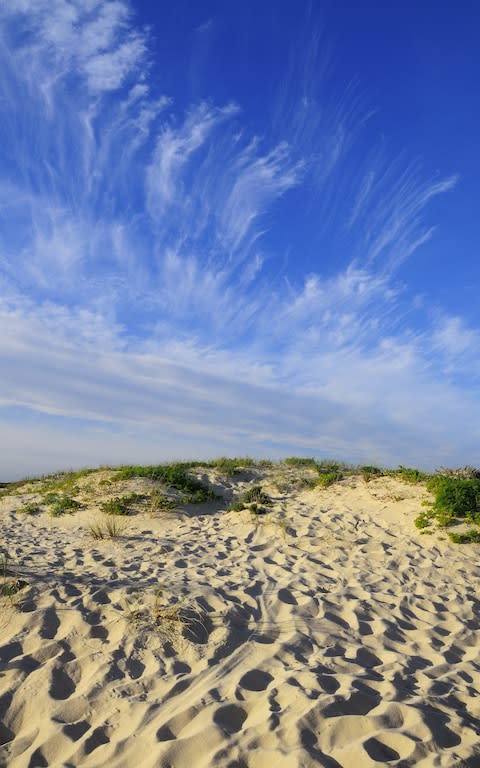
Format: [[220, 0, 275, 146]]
[[1, 468, 480, 767]]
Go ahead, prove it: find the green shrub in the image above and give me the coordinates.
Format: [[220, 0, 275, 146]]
[[241, 485, 273, 505], [448, 529, 480, 544], [316, 472, 342, 488], [426, 476, 480, 520], [49, 496, 81, 516]]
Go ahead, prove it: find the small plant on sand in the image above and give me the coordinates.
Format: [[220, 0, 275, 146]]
[[17, 502, 41, 515], [88, 516, 127, 540], [414, 510, 434, 529], [228, 485, 273, 513], [0, 552, 27, 602], [124, 587, 206, 643]]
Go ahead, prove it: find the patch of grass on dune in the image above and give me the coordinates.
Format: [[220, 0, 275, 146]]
[[113, 463, 216, 502], [88, 516, 127, 539], [389, 466, 428, 484], [359, 465, 384, 483], [414, 471, 480, 541], [228, 485, 273, 514], [48, 496, 82, 517], [206, 457, 256, 477], [17, 502, 42, 515], [37, 467, 100, 497], [316, 471, 343, 488], [284, 457, 318, 467], [101, 493, 144, 516]]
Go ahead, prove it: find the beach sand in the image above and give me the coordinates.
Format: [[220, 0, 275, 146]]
[[1, 465, 480, 767]]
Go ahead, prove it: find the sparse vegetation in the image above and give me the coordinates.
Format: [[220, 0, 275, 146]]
[[448, 529, 480, 544], [360, 465, 383, 483], [123, 587, 206, 643], [284, 457, 317, 467], [316, 471, 343, 488], [391, 466, 428, 484], [207, 457, 256, 476], [413, 472, 480, 540], [148, 491, 178, 516], [228, 484, 273, 513], [17, 502, 41, 515], [0, 552, 27, 601], [101, 493, 143, 516], [114, 463, 215, 502], [88, 516, 127, 540], [48, 495, 81, 516]]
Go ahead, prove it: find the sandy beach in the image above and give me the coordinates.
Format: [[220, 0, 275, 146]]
[[1, 463, 480, 767]]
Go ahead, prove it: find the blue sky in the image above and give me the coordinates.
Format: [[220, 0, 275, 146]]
[[1, 0, 479, 479]]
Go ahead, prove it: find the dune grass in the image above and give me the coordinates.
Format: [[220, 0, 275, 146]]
[[113, 463, 216, 502], [88, 516, 127, 539]]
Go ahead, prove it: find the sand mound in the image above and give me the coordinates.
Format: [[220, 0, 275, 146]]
[[1, 466, 480, 767]]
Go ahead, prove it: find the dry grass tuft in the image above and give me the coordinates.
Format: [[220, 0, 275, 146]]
[[123, 587, 206, 644], [87, 516, 128, 540]]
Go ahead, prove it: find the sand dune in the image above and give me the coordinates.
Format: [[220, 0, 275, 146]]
[[1, 465, 480, 767]]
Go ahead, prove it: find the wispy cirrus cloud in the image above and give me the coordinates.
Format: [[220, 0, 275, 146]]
[[0, 0, 477, 478]]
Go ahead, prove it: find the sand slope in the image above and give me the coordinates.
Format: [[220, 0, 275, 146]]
[[1, 467, 480, 767]]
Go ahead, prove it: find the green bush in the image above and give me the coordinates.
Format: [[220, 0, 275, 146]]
[[49, 496, 81, 516], [426, 476, 480, 520]]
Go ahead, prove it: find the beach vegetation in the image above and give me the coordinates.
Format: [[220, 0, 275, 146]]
[[88, 516, 127, 539], [228, 484, 273, 512], [360, 465, 383, 482], [17, 502, 41, 515], [316, 471, 343, 488], [101, 493, 143, 516], [284, 457, 317, 467], [114, 463, 215, 502], [391, 466, 427, 484], [48, 495, 81, 516], [447, 529, 480, 544], [148, 491, 178, 516]]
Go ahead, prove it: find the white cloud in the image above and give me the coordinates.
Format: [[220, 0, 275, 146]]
[[1, 1, 477, 479]]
